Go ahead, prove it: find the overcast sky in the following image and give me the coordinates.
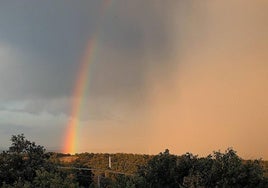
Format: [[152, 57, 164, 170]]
[[0, 0, 267, 159]]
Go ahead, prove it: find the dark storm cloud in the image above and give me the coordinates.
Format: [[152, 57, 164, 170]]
[[0, 0, 101, 61], [0, 0, 98, 101], [85, 1, 184, 99], [101, 1, 174, 54], [0, 0, 181, 117], [0, 0, 176, 62], [0, 57, 73, 101]]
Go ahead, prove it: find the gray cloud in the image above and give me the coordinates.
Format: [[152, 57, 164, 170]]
[[0, 123, 31, 135], [0, 50, 74, 101], [0, 1, 102, 60], [0, 0, 179, 116]]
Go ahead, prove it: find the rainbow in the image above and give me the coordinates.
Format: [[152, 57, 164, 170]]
[[63, 0, 113, 154]]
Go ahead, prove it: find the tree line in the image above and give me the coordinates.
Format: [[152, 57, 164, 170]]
[[0, 134, 267, 187]]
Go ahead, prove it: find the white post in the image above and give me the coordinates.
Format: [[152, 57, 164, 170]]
[[97, 175, 100, 188], [109, 156, 112, 169]]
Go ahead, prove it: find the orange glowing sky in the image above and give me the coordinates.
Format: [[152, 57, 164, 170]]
[[77, 1, 268, 159]]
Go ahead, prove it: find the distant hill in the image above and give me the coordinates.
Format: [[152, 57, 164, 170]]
[[54, 152, 268, 178], [55, 153, 153, 175]]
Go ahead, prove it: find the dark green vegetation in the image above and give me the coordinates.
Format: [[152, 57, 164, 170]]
[[0, 134, 81, 188], [0, 135, 267, 187]]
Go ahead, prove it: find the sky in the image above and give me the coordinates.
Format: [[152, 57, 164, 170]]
[[0, 0, 267, 159]]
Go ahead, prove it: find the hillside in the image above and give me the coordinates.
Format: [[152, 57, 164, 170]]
[[55, 153, 153, 175], [54, 152, 268, 178]]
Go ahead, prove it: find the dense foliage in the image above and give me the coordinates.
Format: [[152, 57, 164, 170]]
[[0, 134, 80, 187], [0, 134, 267, 187], [133, 149, 268, 188]]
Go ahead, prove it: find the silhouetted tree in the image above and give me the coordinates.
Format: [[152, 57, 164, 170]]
[[134, 148, 268, 188], [136, 149, 182, 188], [0, 134, 49, 185], [0, 134, 79, 187]]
